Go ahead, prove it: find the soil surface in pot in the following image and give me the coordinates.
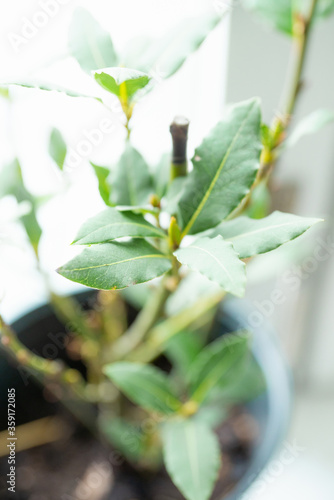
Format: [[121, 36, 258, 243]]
[[0, 405, 259, 500]]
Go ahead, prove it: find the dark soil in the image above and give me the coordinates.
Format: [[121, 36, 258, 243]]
[[0, 406, 259, 500]]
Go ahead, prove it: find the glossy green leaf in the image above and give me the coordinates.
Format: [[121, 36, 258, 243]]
[[162, 419, 221, 500], [174, 236, 246, 297], [58, 239, 172, 290], [110, 144, 153, 206], [178, 98, 262, 236], [123, 13, 223, 79], [72, 207, 166, 245], [205, 211, 321, 259], [49, 128, 67, 170], [90, 162, 112, 206], [68, 7, 118, 72], [94, 68, 151, 99], [286, 109, 334, 148], [187, 332, 250, 404], [103, 362, 181, 414]]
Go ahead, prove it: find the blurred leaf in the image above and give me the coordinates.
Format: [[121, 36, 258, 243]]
[[68, 7, 118, 72], [166, 272, 220, 316], [72, 207, 166, 245], [100, 416, 145, 461], [90, 162, 112, 206], [286, 109, 334, 148], [4, 80, 102, 102], [178, 99, 262, 236], [187, 332, 250, 405], [164, 177, 187, 217], [153, 153, 170, 198], [58, 239, 172, 290], [0, 87, 10, 100], [165, 330, 204, 380], [244, 180, 270, 219], [162, 419, 220, 500], [111, 144, 153, 206], [123, 13, 223, 79], [104, 362, 181, 414], [316, 0, 334, 17], [205, 211, 321, 259], [0, 159, 42, 255], [94, 68, 151, 99], [120, 282, 151, 309], [210, 354, 266, 405], [242, 0, 334, 35], [174, 236, 246, 297], [49, 128, 67, 170], [241, 0, 294, 35]]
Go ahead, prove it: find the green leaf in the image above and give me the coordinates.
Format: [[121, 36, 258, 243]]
[[317, 0, 334, 17], [4, 80, 102, 102], [49, 128, 67, 170], [103, 362, 181, 414], [210, 354, 266, 405], [286, 109, 334, 148], [57, 239, 172, 290], [187, 332, 250, 405], [165, 331, 204, 380], [153, 153, 170, 198], [72, 207, 166, 245], [0, 159, 42, 254], [111, 144, 153, 206], [100, 416, 145, 461], [164, 177, 187, 217], [94, 68, 151, 99], [68, 7, 118, 72], [205, 211, 321, 259], [162, 419, 221, 500], [90, 162, 112, 206], [123, 13, 223, 79], [244, 180, 270, 219], [174, 236, 246, 297], [178, 98, 262, 236]]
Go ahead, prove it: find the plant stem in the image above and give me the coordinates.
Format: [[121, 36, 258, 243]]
[[0, 315, 87, 401], [49, 292, 98, 341], [281, 0, 318, 120], [170, 116, 189, 181]]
